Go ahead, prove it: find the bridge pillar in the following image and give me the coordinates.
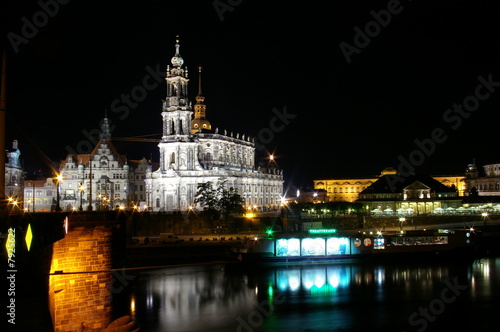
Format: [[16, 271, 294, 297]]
[[49, 225, 113, 332]]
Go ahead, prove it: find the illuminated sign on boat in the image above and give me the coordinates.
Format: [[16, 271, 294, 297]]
[[309, 229, 337, 234]]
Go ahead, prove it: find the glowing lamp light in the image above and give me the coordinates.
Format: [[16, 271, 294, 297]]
[[25, 224, 33, 251], [64, 217, 69, 234], [245, 213, 254, 219]]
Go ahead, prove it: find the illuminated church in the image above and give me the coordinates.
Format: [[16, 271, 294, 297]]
[[145, 39, 283, 212]]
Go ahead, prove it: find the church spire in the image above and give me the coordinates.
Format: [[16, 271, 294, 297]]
[[191, 65, 211, 134], [171, 35, 184, 69], [162, 36, 193, 140], [100, 113, 111, 140]]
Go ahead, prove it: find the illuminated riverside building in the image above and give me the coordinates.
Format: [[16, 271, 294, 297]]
[[357, 174, 462, 215], [465, 161, 500, 196], [314, 168, 465, 202], [145, 38, 283, 212], [55, 117, 134, 211], [5, 139, 24, 200]]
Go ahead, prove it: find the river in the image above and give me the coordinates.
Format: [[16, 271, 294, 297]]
[[111, 256, 500, 331]]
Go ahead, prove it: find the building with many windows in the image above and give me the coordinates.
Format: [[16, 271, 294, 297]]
[[5, 139, 24, 201], [464, 161, 500, 196], [357, 173, 462, 215], [25, 39, 283, 213], [314, 168, 465, 202], [146, 39, 283, 212]]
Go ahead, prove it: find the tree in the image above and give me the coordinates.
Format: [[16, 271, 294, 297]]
[[195, 181, 219, 220], [195, 178, 244, 221]]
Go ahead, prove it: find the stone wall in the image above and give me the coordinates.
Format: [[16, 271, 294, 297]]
[[49, 226, 113, 332]]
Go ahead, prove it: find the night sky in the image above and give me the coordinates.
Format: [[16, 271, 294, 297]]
[[1, 0, 500, 190]]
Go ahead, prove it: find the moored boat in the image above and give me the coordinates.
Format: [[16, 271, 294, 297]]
[[233, 228, 479, 263]]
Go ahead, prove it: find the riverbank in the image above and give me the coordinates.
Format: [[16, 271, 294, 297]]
[[123, 241, 240, 268], [122, 223, 500, 268]]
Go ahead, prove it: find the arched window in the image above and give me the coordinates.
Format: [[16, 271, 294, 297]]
[[156, 198, 160, 208], [170, 152, 175, 164]]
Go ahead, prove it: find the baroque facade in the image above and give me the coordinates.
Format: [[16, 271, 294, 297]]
[[56, 117, 144, 211], [5, 139, 24, 200], [22, 119, 150, 212], [145, 39, 283, 212], [464, 161, 500, 196]]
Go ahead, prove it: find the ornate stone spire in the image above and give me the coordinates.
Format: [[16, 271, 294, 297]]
[[101, 113, 111, 140], [191, 65, 212, 134], [171, 36, 184, 68]]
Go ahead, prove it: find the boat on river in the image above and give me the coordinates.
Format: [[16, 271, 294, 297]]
[[232, 228, 479, 263]]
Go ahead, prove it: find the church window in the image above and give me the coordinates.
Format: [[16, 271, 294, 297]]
[[171, 152, 175, 164], [156, 198, 160, 208]]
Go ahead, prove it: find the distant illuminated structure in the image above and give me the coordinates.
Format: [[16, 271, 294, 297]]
[[314, 167, 465, 202], [191, 66, 211, 134], [357, 173, 462, 215], [465, 160, 500, 196], [5, 139, 23, 200], [146, 38, 283, 212]]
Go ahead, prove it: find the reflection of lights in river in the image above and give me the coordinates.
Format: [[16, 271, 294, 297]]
[[146, 293, 153, 310], [314, 276, 325, 288], [289, 276, 300, 291], [375, 267, 385, 286], [130, 295, 136, 320], [329, 275, 339, 288]]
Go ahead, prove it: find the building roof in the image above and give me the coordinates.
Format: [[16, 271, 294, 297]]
[[360, 174, 457, 195]]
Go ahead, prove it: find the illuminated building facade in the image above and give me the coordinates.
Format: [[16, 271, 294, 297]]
[[357, 174, 462, 215], [23, 120, 150, 212], [56, 117, 135, 211], [5, 139, 24, 200], [146, 39, 283, 212], [314, 168, 465, 202], [464, 161, 500, 196], [23, 178, 56, 212]]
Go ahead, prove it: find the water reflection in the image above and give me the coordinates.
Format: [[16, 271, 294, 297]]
[[115, 258, 500, 331]]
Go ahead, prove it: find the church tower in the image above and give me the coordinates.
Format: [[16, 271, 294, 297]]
[[161, 36, 192, 140], [158, 37, 199, 173], [191, 66, 212, 134]]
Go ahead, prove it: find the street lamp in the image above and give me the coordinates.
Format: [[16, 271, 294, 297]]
[[79, 182, 84, 211], [399, 217, 406, 231], [55, 174, 63, 212]]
